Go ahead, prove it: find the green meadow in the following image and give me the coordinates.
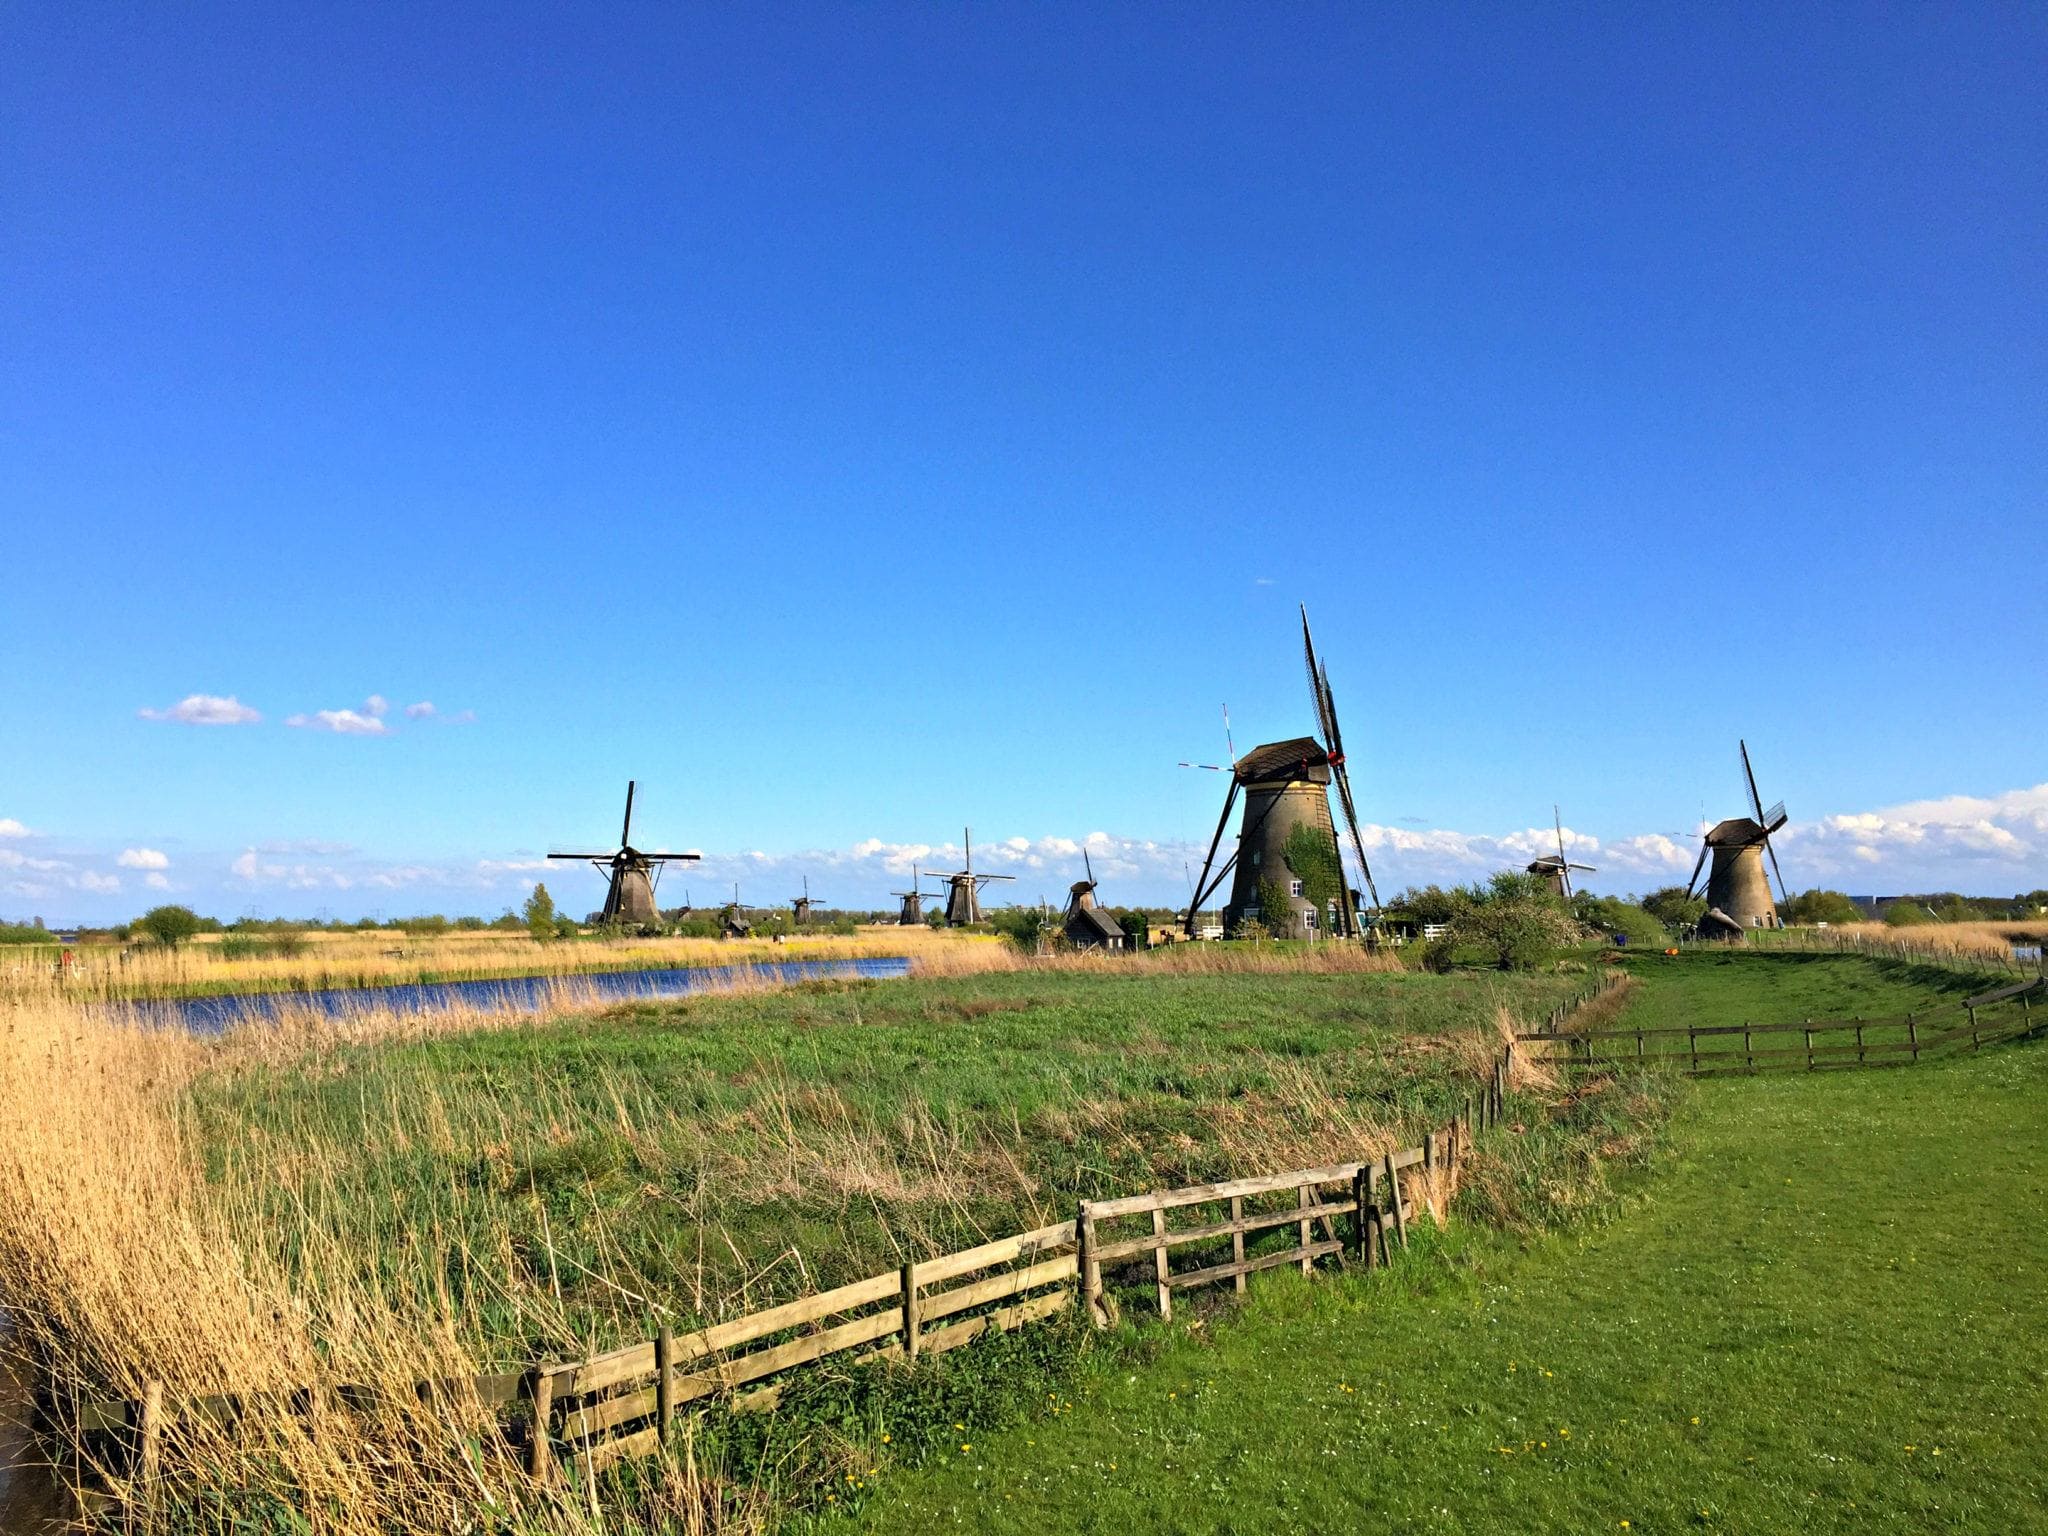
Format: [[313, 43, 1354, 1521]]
[[829, 957, 2046, 1535]]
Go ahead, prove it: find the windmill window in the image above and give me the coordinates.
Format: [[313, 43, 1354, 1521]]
[[1302, 908, 1317, 930], [1288, 879, 1304, 898], [1250, 851, 1261, 867]]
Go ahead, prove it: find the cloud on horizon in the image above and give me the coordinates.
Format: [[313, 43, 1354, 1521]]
[[8, 782, 2045, 922]]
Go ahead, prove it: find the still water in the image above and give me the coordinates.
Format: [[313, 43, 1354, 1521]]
[[147, 956, 913, 1032]]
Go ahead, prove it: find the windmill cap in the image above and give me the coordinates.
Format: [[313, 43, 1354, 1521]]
[[1704, 816, 1772, 846], [1234, 737, 1331, 784]]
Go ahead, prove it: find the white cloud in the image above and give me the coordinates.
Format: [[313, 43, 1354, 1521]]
[[0, 818, 28, 838], [78, 871, 119, 893], [285, 708, 390, 736], [144, 872, 171, 890], [1783, 782, 2048, 882], [405, 700, 436, 719], [117, 848, 170, 870], [364, 695, 390, 718], [138, 694, 262, 726]]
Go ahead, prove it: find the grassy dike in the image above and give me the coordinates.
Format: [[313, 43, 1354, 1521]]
[[835, 959, 2045, 1534]]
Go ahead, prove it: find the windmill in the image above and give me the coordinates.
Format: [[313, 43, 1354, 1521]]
[[1063, 848, 1127, 950], [1526, 807, 1597, 898], [721, 881, 752, 939], [790, 876, 823, 925], [931, 827, 1015, 926], [1183, 607, 1382, 940], [548, 780, 700, 929], [891, 865, 938, 926], [1684, 740, 1789, 938]]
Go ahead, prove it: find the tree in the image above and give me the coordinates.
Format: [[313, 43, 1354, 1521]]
[[136, 904, 202, 947], [523, 884, 558, 943], [1391, 884, 1467, 926], [1642, 886, 1706, 930], [1781, 888, 1863, 926], [1572, 893, 1671, 947]]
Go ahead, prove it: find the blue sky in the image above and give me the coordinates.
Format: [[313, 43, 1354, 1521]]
[[4, 4, 2043, 922]]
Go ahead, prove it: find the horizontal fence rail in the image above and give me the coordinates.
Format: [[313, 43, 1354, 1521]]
[[1519, 977, 2042, 1076]]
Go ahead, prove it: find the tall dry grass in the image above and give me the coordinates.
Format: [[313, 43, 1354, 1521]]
[[0, 987, 780, 1531], [1810, 920, 2048, 966]]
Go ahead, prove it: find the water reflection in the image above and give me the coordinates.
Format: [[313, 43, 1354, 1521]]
[[140, 956, 912, 1032]]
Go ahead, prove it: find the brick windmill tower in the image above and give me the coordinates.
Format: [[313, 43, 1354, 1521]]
[[547, 781, 699, 928], [931, 828, 1015, 926], [790, 876, 823, 925], [1183, 607, 1382, 940], [1684, 741, 1789, 938], [892, 865, 938, 926]]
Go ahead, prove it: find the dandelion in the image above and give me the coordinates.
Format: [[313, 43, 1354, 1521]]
[[881, 1432, 891, 1443], [1690, 1417, 1700, 1425], [1933, 1448, 1942, 1456]]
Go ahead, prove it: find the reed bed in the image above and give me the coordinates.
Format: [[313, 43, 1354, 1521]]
[[0, 924, 1004, 1006]]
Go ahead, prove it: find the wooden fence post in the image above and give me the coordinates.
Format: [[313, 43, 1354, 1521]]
[[528, 1365, 556, 1482], [135, 1379, 163, 1506], [1804, 1020, 1813, 1070], [1078, 1202, 1106, 1327], [1384, 1151, 1407, 1251], [1232, 1194, 1248, 1291], [1968, 1004, 1980, 1049], [1296, 1184, 1313, 1274], [1854, 1018, 1865, 1065], [1689, 1025, 1699, 1074], [655, 1326, 675, 1442], [1743, 1022, 1753, 1073], [1351, 1168, 1370, 1265], [1424, 1131, 1438, 1219], [901, 1261, 922, 1359], [1908, 1012, 1919, 1063], [1152, 1207, 1172, 1318]]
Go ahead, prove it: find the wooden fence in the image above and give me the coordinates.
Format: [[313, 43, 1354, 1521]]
[[57, 985, 1610, 1503], [1519, 976, 2044, 1076]]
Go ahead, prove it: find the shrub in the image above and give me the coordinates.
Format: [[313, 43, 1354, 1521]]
[[990, 906, 1046, 953], [1452, 872, 1582, 971], [0, 923, 55, 946]]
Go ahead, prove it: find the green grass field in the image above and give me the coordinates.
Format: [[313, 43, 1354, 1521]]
[[831, 962, 2046, 1534], [186, 963, 1583, 1361]]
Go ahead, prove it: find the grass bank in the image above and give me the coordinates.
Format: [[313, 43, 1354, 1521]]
[[837, 968, 2045, 1533]]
